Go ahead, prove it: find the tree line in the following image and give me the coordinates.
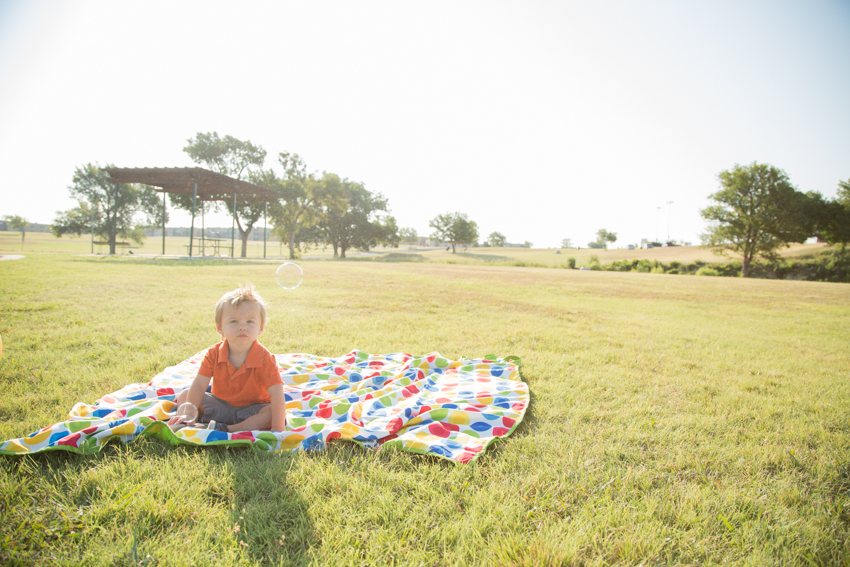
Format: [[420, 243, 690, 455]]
[[700, 162, 850, 277], [47, 132, 484, 258]]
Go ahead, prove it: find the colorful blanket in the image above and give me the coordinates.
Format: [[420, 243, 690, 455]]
[[1, 350, 527, 464]]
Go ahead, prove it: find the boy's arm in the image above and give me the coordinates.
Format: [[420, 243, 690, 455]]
[[167, 373, 211, 426], [267, 383, 286, 431], [185, 373, 212, 412]]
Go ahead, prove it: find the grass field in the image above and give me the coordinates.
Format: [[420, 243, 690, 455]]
[[1, 253, 848, 566]]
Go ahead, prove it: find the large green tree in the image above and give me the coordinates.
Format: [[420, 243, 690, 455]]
[[182, 132, 268, 258], [2, 215, 28, 249], [804, 180, 850, 250], [429, 212, 479, 253], [266, 153, 346, 259], [52, 164, 163, 254], [588, 228, 617, 249], [700, 162, 809, 277], [487, 231, 507, 247], [309, 181, 399, 258]]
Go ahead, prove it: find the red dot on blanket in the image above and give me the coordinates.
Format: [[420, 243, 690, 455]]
[[502, 417, 516, 428], [428, 423, 451, 438], [57, 433, 82, 448], [456, 452, 475, 463], [492, 427, 509, 437], [387, 418, 403, 433]]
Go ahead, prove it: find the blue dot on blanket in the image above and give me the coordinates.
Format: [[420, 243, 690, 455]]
[[429, 445, 452, 458], [471, 422, 492, 432], [49, 431, 69, 443], [206, 431, 228, 442]]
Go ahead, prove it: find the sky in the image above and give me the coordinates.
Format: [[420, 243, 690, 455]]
[[1, 0, 848, 249]]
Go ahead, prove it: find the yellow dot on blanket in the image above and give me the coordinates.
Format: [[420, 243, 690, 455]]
[[477, 395, 494, 405], [404, 440, 428, 452], [339, 423, 360, 439], [24, 429, 51, 446], [5, 440, 29, 453], [406, 416, 422, 427], [111, 422, 135, 436], [448, 411, 470, 426], [293, 374, 309, 384], [152, 404, 171, 421], [281, 434, 305, 450], [182, 428, 198, 438]]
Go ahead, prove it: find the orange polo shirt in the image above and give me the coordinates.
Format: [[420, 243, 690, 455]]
[[199, 340, 282, 407]]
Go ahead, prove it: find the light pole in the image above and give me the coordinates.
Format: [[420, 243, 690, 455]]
[[666, 201, 674, 243]]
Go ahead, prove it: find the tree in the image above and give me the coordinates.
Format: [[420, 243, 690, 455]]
[[182, 132, 267, 258], [310, 181, 399, 258], [2, 215, 28, 249], [588, 228, 617, 249], [267, 153, 346, 259], [52, 164, 163, 254], [561, 238, 572, 249], [398, 227, 418, 245], [700, 162, 809, 277], [429, 212, 479, 253], [804, 180, 850, 250], [487, 231, 507, 247], [523, 241, 533, 249]]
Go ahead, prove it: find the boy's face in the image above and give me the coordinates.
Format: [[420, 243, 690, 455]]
[[217, 301, 264, 350]]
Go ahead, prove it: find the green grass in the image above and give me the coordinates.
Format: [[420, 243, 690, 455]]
[[1, 254, 849, 566]]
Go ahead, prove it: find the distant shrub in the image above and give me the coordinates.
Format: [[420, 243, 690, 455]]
[[696, 266, 720, 277], [566, 257, 576, 269]]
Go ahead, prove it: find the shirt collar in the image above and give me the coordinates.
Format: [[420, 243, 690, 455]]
[[217, 340, 263, 368]]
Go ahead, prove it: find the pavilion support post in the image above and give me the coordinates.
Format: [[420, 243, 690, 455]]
[[189, 182, 197, 257], [90, 201, 94, 254], [264, 201, 267, 259], [161, 192, 166, 255], [231, 193, 236, 258]]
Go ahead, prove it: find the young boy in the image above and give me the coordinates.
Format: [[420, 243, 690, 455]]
[[167, 284, 286, 433]]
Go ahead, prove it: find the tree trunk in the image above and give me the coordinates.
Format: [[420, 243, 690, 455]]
[[240, 226, 252, 258], [333, 244, 339, 258], [451, 242, 456, 253], [288, 231, 297, 259]]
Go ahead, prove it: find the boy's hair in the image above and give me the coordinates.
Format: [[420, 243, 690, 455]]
[[215, 284, 267, 328]]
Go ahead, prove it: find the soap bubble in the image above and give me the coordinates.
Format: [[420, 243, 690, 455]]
[[275, 262, 303, 289], [176, 402, 198, 422]]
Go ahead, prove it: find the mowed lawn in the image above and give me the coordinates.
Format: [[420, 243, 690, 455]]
[[0, 254, 848, 566]]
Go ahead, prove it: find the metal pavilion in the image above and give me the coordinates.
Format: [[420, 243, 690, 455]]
[[103, 167, 276, 258]]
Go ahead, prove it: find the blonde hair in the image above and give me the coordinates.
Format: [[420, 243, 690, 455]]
[[214, 283, 267, 328]]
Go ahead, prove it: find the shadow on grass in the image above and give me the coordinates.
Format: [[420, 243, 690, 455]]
[[1, 438, 315, 567], [453, 252, 511, 262], [329, 253, 428, 263]]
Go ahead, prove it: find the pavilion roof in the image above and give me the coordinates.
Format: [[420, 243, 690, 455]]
[[102, 167, 276, 202]]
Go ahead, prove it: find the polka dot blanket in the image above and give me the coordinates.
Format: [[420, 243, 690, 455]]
[[1, 350, 528, 464]]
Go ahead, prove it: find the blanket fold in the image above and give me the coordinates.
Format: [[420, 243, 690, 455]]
[[1, 350, 528, 464]]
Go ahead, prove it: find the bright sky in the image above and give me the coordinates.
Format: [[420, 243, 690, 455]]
[[1, 0, 848, 248]]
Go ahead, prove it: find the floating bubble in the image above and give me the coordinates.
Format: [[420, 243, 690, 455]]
[[276, 262, 303, 289], [176, 402, 198, 422]]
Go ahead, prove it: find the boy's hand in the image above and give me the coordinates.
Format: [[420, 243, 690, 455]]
[[167, 414, 196, 427]]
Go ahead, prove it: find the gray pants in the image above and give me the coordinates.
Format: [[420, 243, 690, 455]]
[[199, 393, 269, 425]]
